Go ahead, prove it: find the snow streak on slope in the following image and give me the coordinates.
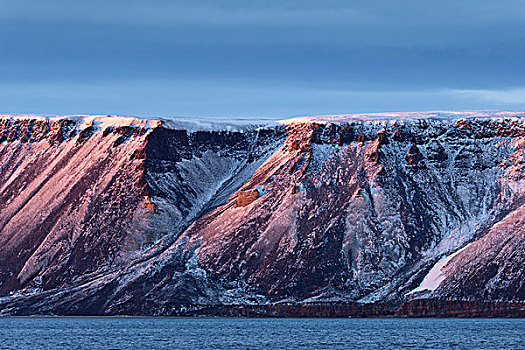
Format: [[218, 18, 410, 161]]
[[408, 243, 472, 294]]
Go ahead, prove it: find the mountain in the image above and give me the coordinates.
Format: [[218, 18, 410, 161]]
[[0, 112, 524, 317]]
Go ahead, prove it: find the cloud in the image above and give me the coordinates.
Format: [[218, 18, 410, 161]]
[[0, 79, 523, 118], [452, 88, 525, 104], [1, 2, 524, 117], [0, 1, 374, 27], [1, 1, 525, 48], [2, 1, 525, 27]]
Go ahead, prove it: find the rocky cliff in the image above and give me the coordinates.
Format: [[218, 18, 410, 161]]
[[0, 112, 524, 316]]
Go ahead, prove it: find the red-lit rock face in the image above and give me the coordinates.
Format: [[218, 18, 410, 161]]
[[181, 118, 525, 304], [0, 117, 152, 294], [234, 189, 260, 207], [0, 113, 524, 316], [0, 115, 285, 312]]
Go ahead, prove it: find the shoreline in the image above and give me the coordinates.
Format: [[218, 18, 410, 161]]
[[2, 300, 524, 318]]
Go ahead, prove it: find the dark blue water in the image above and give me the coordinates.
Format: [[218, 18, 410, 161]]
[[0, 318, 523, 349]]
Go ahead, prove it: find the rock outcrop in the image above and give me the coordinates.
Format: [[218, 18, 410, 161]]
[[234, 189, 260, 207]]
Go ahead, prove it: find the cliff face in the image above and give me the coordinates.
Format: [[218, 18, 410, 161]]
[[0, 115, 284, 305], [179, 116, 525, 305], [0, 112, 524, 316], [0, 117, 152, 295]]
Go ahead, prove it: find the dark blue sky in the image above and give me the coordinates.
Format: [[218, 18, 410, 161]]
[[1, 0, 525, 118]]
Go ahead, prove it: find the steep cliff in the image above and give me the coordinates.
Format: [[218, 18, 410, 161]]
[[0, 116, 153, 295], [0, 112, 524, 316]]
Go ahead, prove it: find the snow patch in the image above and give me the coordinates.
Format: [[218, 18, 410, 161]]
[[0, 114, 159, 129], [157, 117, 274, 133], [408, 242, 472, 294], [278, 110, 525, 125]]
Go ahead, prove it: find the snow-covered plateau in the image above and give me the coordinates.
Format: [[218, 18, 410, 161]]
[[0, 112, 524, 316]]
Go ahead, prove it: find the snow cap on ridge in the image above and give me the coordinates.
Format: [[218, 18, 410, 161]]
[[3, 110, 525, 132], [278, 110, 525, 125]]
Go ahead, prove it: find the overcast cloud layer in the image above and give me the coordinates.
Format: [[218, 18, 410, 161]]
[[1, 0, 524, 118]]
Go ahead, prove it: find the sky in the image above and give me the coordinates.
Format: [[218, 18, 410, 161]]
[[1, 0, 525, 118]]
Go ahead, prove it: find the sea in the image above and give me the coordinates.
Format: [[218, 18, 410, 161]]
[[0, 318, 523, 349]]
